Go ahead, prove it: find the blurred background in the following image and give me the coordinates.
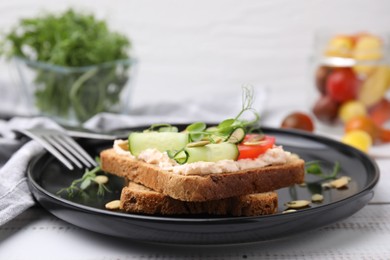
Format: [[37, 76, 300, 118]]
[[0, 0, 389, 133]]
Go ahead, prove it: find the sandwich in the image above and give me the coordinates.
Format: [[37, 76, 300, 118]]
[[100, 88, 305, 216], [100, 125, 305, 215], [101, 136, 304, 202]]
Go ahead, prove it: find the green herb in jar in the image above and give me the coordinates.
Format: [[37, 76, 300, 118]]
[[0, 9, 132, 123]]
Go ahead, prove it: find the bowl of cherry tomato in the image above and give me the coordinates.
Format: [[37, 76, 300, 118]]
[[311, 31, 390, 127]]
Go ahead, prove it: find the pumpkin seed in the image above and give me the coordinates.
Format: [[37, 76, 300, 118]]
[[186, 140, 210, 147], [118, 141, 129, 151], [285, 200, 311, 209], [311, 193, 324, 203], [330, 176, 350, 189], [243, 140, 267, 146], [246, 134, 264, 142], [282, 209, 297, 214], [94, 175, 109, 185], [105, 200, 120, 210], [212, 137, 224, 144], [321, 182, 332, 189]]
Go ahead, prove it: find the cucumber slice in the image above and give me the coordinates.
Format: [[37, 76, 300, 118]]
[[129, 132, 189, 156], [226, 127, 246, 144], [186, 143, 239, 163], [185, 146, 208, 163], [208, 143, 239, 162]]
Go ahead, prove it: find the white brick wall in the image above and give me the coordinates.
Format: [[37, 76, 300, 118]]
[[1, 0, 389, 109]]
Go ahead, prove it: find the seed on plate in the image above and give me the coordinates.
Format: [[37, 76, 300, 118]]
[[330, 176, 350, 189], [94, 175, 109, 184], [311, 193, 324, 203], [187, 140, 210, 147], [105, 200, 120, 210], [282, 209, 298, 214], [298, 182, 307, 187], [321, 182, 332, 189], [284, 200, 311, 209]]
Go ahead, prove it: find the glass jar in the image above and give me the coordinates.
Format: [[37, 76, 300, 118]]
[[311, 31, 390, 130], [14, 57, 137, 126]]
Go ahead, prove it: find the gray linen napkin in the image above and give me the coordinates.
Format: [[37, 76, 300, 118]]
[[0, 117, 61, 225]]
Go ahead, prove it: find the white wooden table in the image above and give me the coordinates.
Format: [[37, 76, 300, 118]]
[[1, 88, 390, 259]]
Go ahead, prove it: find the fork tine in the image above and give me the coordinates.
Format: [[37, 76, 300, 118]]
[[55, 135, 97, 168], [44, 135, 84, 169], [18, 129, 75, 170]]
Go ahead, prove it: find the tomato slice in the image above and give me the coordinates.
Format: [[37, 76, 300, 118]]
[[237, 135, 276, 160]]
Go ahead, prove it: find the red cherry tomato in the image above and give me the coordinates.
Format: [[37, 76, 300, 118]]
[[326, 68, 359, 102], [369, 99, 390, 126], [237, 135, 275, 160], [281, 112, 315, 132], [312, 95, 340, 124]]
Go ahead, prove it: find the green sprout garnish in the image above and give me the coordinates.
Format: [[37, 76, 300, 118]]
[[145, 124, 179, 133], [184, 86, 260, 142], [57, 158, 110, 197], [167, 149, 189, 164], [305, 161, 340, 180], [164, 86, 261, 164]]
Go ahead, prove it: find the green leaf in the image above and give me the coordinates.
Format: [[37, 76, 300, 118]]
[[217, 119, 236, 134], [306, 162, 322, 175], [186, 122, 206, 132], [305, 161, 340, 180], [186, 122, 206, 141], [146, 124, 177, 132], [158, 126, 178, 132]]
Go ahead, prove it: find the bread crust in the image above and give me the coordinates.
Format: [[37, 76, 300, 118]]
[[100, 148, 305, 202], [120, 182, 278, 216]]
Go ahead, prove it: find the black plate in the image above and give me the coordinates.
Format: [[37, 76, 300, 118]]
[[27, 126, 379, 245]]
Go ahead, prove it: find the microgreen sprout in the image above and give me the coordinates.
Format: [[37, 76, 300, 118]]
[[145, 124, 179, 133], [305, 161, 340, 180], [57, 158, 110, 197], [167, 149, 189, 164], [185, 86, 260, 142]]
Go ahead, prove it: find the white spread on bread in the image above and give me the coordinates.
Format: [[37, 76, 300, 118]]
[[113, 140, 297, 176], [113, 140, 135, 159]]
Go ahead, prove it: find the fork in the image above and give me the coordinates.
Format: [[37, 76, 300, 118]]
[[17, 128, 98, 170]]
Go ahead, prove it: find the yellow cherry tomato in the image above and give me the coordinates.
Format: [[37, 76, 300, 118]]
[[325, 36, 354, 58], [338, 100, 367, 123], [342, 130, 372, 153]]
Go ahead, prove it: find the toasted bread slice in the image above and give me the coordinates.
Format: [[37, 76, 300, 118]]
[[120, 182, 278, 216], [100, 148, 305, 202]]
